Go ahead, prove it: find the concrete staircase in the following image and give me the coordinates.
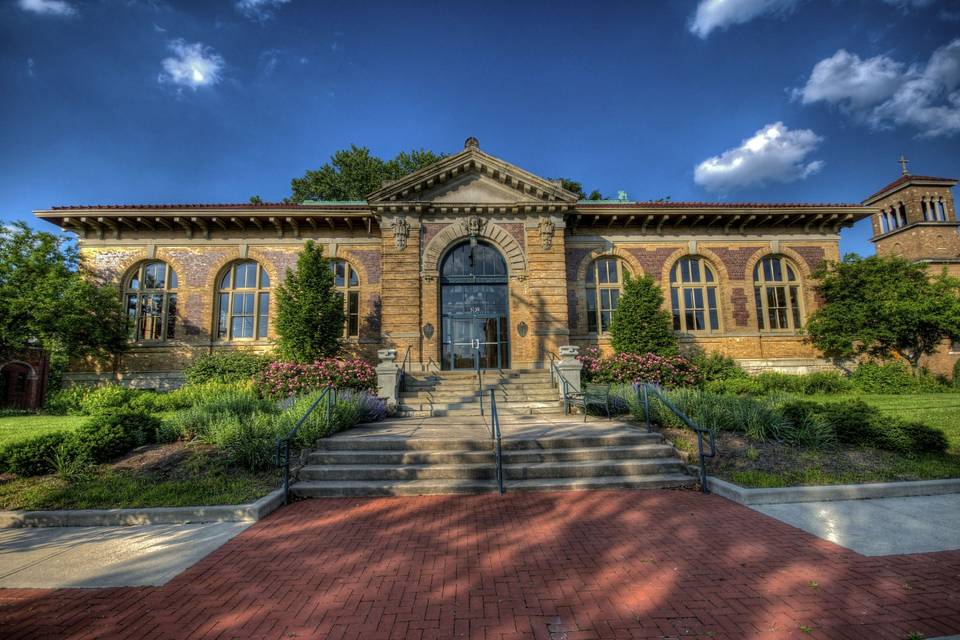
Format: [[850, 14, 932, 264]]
[[398, 369, 563, 417], [290, 420, 694, 497]]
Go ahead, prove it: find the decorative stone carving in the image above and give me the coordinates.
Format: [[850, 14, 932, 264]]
[[538, 217, 555, 250], [391, 217, 410, 251], [462, 215, 486, 238]]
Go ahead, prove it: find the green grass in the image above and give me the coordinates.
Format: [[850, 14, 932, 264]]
[[807, 393, 960, 453], [0, 414, 87, 447], [728, 453, 960, 488], [0, 454, 278, 511]]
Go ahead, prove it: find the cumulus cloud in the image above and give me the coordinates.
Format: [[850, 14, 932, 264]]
[[235, 0, 291, 21], [689, 0, 802, 38], [694, 122, 824, 193], [794, 38, 960, 137], [158, 40, 224, 90], [17, 0, 76, 16]]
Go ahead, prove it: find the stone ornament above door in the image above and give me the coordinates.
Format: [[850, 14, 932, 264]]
[[390, 216, 410, 251]]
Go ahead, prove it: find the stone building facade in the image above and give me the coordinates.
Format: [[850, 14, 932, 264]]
[[36, 138, 879, 388], [866, 165, 960, 376]]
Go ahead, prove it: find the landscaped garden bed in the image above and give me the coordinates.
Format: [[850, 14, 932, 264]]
[[0, 352, 386, 512]]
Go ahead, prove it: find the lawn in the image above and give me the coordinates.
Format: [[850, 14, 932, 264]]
[[0, 443, 278, 510], [0, 414, 87, 447], [808, 393, 960, 453]]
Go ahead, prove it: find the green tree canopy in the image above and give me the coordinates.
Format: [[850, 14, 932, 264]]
[[549, 178, 601, 200], [273, 240, 345, 362], [609, 274, 678, 356], [290, 146, 446, 202], [0, 223, 128, 364], [806, 254, 960, 371]]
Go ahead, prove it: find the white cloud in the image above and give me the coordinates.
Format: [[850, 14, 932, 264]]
[[17, 0, 76, 16], [795, 38, 960, 137], [158, 40, 224, 90], [235, 0, 291, 21], [689, 0, 802, 38], [26, 58, 35, 77], [694, 122, 824, 193]]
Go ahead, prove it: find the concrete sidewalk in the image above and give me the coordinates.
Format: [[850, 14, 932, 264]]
[[754, 493, 960, 556], [0, 521, 249, 588]]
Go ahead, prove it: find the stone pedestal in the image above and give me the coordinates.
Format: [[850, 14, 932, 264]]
[[556, 345, 582, 395], [376, 348, 400, 409]]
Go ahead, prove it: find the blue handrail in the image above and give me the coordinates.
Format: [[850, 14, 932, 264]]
[[635, 383, 716, 494], [275, 386, 336, 505]]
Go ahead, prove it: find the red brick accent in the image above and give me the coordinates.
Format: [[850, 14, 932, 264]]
[[625, 247, 676, 280], [567, 289, 579, 330], [565, 248, 593, 282], [351, 249, 381, 285], [3, 491, 959, 640], [711, 247, 760, 280], [731, 287, 750, 327], [421, 222, 449, 250], [499, 222, 526, 250], [792, 245, 827, 275], [165, 249, 230, 288]]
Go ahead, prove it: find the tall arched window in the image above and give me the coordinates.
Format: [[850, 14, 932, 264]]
[[585, 257, 629, 334], [330, 259, 360, 338], [922, 198, 931, 221], [937, 198, 947, 221], [217, 261, 270, 340], [125, 261, 178, 341], [670, 256, 720, 333], [754, 255, 803, 332], [898, 202, 908, 226]]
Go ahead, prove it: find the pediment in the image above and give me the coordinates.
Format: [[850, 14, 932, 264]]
[[365, 140, 580, 205]]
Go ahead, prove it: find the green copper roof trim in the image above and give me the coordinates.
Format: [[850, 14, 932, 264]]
[[577, 199, 638, 204], [300, 199, 369, 205]]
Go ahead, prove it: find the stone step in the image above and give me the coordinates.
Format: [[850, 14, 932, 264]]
[[396, 406, 565, 418], [289, 473, 694, 497], [400, 390, 559, 402], [402, 381, 556, 393], [313, 432, 662, 451], [305, 444, 675, 466], [299, 457, 684, 482], [398, 400, 561, 411]]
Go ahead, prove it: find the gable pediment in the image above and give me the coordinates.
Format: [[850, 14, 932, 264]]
[[365, 139, 580, 205]]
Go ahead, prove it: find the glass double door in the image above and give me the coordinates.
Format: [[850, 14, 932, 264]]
[[440, 283, 509, 370], [442, 314, 508, 370]]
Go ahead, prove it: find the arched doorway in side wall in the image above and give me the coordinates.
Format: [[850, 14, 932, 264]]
[[0, 362, 34, 410], [439, 240, 510, 370]]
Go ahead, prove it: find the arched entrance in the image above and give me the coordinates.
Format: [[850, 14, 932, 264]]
[[439, 241, 510, 370], [0, 362, 34, 410]]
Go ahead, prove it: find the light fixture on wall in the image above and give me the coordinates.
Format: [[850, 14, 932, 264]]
[[517, 321, 528, 337]]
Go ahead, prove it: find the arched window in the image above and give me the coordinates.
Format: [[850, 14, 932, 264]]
[[922, 198, 931, 221], [754, 255, 803, 332], [879, 212, 888, 234], [670, 256, 720, 333], [898, 202, 908, 226], [216, 261, 270, 340], [330, 259, 360, 338], [125, 261, 178, 341], [937, 198, 947, 221], [585, 257, 629, 334]]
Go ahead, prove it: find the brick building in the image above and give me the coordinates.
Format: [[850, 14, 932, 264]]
[[865, 159, 960, 376], [35, 138, 885, 389]]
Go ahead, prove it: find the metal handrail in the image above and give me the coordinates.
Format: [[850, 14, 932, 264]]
[[636, 382, 716, 494], [476, 349, 484, 417], [396, 345, 412, 399], [275, 386, 336, 505], [488, 388, 504, 494], [543, 349, 573, 415]]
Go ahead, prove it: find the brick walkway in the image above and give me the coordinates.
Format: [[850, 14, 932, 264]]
[[2, 491, 959, 639]]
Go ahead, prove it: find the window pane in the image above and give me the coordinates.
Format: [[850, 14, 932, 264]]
[[707, 288, 718, 330], [709, 308, 719, 330], [585, 266, 595, 284], [348, 291, 359, 315], [694, 310, 705, 330], [671, 289, 681, 330], [258, 292, 269, 338], [609, 289, 620, 310], [259, 266, 270, 288], [218, 293, 229, 339], [754, 288, 764, 330], [168, 269, 178, 289], [129, 272, 140, 290], [166, 294, 177, 339], [704, 264, 714, 283], [220, 271, 231, 290], [690, 259, 701, 283], [771, 258, 783, 282], [598, 261, 609, 284], [600, 288, 610, 311], [334, 261, 345, 287], [670, 263, 678, 284], [587, 289, 597, 332], [348, 266, 359, 287], [127, 294, 139, 339], [789, 286, 801, 329], [600, 311, 611, 332], [685, 309, 695, 330], [762, 258, 773, 281], [608, 260, 618, 284]]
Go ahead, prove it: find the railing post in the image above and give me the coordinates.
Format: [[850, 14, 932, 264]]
[[556, 345, 582, 395], [561, 379, 569, 415], [696, 431, 709, 494], [641, 384, 651, 432]]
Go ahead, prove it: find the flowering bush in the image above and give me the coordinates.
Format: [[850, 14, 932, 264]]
[[579, 348, 700, 388], [254, 358, 376, 399]]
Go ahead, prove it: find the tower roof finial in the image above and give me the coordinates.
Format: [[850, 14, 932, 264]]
[[464, 136, 479, 149], [899, 155, 909, 176]]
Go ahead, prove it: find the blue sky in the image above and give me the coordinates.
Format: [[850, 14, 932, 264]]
[[2, 0, 959, 257]]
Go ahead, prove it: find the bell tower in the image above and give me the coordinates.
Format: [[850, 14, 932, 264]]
[[865, 159, 959, 270]]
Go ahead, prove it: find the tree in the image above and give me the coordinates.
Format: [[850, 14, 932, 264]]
[[587, 190, 603, 200], [806, 254, 960, 372], [289, 146, 445, 202], [550, 178, 602, 200], [609, 274, 678, 356], [0, 223, 128, 365], [274, 241, 344, 362]]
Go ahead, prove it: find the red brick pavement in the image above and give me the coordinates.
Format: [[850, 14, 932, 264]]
[[1, 491, 959, 639]]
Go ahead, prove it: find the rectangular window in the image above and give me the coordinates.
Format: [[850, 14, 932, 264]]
[[218, 293, 229, 339], [707, 288, 719, 330], [166, 294, 177, 340], [347, 291, 360, 337], [586, 289, 597, 333], [671, 288, 681, 331], [257, 293, 269, 338], [231, 293, 254, 338], [754, 288, 764, 330]]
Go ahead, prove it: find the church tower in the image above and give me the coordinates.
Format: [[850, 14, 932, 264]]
[[865, 157, 960, 276]]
